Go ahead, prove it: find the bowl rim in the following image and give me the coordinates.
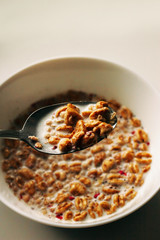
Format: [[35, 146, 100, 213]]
[[0, 56, 160, 228]]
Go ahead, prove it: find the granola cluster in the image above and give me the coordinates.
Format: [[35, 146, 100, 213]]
[[42, 101, 115, 152], [1, 90, 152, 222]]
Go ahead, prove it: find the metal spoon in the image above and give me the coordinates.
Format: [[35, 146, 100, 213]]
[[0, 101, 117, 155]]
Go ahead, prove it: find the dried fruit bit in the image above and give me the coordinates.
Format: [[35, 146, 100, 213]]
[[94, 192, 100, 198], [69, 196, 75, 200], [52, 145, 57, 150], [56, 214, 63, 220], [118, 170, 127, 176], [58, 138, 72, 152]]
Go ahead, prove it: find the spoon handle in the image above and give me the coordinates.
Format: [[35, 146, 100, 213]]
[[0, 129, 21, 139]]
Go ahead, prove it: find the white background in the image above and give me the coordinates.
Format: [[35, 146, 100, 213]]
[[0, 1, 160, 239]]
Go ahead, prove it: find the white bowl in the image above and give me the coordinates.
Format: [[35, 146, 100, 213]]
[[0, 57, 159, 228]]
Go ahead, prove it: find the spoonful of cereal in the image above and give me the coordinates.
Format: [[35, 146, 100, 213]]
[[0, 101, 117, 154]]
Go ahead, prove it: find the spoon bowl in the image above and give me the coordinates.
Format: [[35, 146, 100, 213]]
[[0, 101, 117, 154]]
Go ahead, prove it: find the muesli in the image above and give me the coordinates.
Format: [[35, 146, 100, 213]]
[[1, 90, 152, 222], [31, 101, 116, 153]]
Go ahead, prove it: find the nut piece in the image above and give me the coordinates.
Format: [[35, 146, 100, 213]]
[[81, 131, 96, 147], [79, 177, 91, 187], [24, 180, 35, 195], [102, 186, 120, 194], [72, 131, 85, 146], [55, 170, 67, 181], [59, 138, 72, 152], [135, 129, 148, 142], [94, 152, 106, 166], [90, 107, 110, 122], [75, 197, 88, 210], [70, 182, 86, 196], [48, 136, 60, 144], [25, 154, 36, 168], [93, 122, 112, 137], [28, 136, 39, 141], [56, 202, 72, 214], [102, 159, 115, 172], [64, 104, 82, 126], [37, 181, 47, 191], [96, 101, 108, 109], [91, 144, 104, 153], [70, 162, 82, 173], [55, 192, 69, 203], [73, 211, 87, 221], [55, 106, 67, 117], [18, 167, 34, 179], [119, 106, 132, 119], [85, 120, 101, 129], [56, 125, 73, 132], [75, 120, 86, 133], [64, 210, 73, 220], [88, 169, 102, 178], [35, 142, 43, 149], [122, 150, 134, 162], [100, 201, 111, 210], [88, 202, 103, 217], [130, 117, 141, 127], [135, 152, 152, 158]]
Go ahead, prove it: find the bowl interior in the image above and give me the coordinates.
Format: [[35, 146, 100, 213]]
[[0, 57, 159, 228]]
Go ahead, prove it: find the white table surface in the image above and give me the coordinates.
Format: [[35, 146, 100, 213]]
[[0, 1, 160, 239]]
